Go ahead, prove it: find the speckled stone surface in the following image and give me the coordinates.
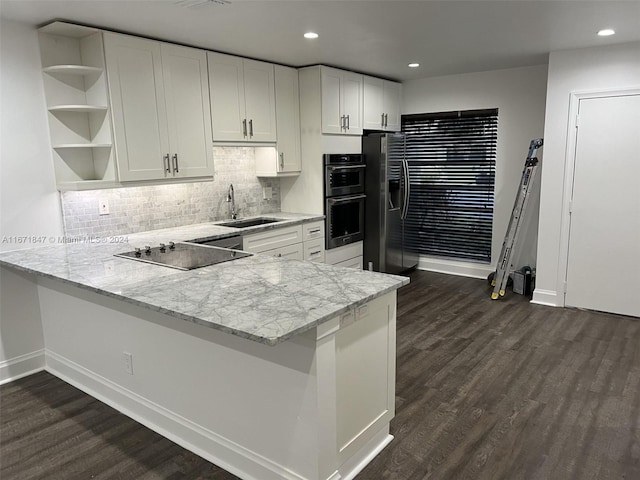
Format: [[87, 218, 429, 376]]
[[0, 215, 409, 345]]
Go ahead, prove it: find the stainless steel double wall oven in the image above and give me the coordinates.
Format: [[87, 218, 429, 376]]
[[324, 154, 366, 250]]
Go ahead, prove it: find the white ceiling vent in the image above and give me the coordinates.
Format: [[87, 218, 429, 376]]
[[175, 0, 231, 8]]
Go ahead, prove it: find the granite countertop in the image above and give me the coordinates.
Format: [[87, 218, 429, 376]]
[[0, 214, 409, 345]]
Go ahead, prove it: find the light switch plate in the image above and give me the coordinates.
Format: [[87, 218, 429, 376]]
[[262, 187, 272, 200]]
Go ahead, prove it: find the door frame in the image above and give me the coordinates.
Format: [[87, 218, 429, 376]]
[[557, 86, 640, 307]]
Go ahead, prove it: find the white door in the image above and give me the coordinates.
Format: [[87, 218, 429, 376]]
[[161, 44, 213, 178], [104, 33, 169, 181], [207, 52, 245, 142], [243, 59, 277, 142], [565, 93, 640, 317]]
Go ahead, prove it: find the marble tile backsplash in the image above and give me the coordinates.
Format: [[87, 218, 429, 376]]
[[61, 147, 281, 237]]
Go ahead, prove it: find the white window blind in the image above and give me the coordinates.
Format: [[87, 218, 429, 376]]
[[402, 109, 498, 263]]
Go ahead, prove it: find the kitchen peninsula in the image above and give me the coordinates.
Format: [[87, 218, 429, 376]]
[[0, 215, 408, 480]]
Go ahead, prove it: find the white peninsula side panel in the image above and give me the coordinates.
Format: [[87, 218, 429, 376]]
[[35, 278, 397, 480]]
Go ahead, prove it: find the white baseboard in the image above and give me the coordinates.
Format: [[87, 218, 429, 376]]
[[45, 350, 309, 480], [531, 288, 562, 307], [339, 427, 393, 480], [0, 349, 45, 385], [417, 256, 494, 280]]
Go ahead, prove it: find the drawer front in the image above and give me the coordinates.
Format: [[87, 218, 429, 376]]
[[303, 239, 325, 263], [325, 241, 363, 265], [264, 242, 304, 261], [243, 225, 303, 253], [302, 221, 325, 242], [334, 255, 362, 270]]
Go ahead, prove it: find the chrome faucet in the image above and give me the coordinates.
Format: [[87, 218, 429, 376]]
[[227, 183, 238, 219]]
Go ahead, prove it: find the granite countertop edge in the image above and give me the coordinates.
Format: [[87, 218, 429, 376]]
[[0, 214, 410, 346]]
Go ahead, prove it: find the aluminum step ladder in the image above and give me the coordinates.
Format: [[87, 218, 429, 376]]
[[491, 138, 543, 299]]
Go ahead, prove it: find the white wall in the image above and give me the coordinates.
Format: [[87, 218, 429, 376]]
[[402, 65, 548, 277], [533, 41, 640, 307], [0, 19, 60, 379], [0, 18, 64, 252]]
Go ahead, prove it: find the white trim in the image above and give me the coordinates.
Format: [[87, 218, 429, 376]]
[[339, 427, 393, 480], [531, 288, 561, 307], [0, 349, 45, 385], [45, 350, 309, 480], [417, 255, 494, 279], [558, 86, 640, 309]]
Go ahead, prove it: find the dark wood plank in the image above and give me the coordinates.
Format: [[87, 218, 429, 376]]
[[2, 270, 640, 480]]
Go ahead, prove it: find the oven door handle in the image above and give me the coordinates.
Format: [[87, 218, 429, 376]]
[[328, 165, 366, 171], [327, 194, 366, 204]]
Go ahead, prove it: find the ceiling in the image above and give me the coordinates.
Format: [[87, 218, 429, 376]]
[[1, 0, 639, 81]]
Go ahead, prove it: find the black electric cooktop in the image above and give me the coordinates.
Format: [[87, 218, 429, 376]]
[[114, 242, 252, 270]]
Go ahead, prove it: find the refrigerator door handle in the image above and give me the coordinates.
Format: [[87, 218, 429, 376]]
[[401, 158, 411, 220]]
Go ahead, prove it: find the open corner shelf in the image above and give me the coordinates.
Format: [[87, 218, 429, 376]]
[[53, 143, 112, 149], [43, 65, 103, 76], [48, 105, 109, 113]]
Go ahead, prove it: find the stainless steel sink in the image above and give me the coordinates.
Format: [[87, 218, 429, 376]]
[[217, 217, 282, 228]]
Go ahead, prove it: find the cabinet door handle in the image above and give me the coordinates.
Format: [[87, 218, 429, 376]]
[[346, 114, 350, 130], [340, 115, 345, 131], [308, 228, 320, 234], [381, 113, 385, 128], [164, 154, 171, 173], [384, 113, 388, 128], [242, 119, 248, 137], [172, 153, 179, 173], [310, 250, 321, 256], [249, 119, 253, 137], [279, 152, 284, 170]]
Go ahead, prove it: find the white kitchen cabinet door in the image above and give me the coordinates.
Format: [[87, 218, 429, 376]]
[[321, 67, 363, 135], [243, 59, 277, 142], [341, 71, 363, 134], [207, 52, 246, 142], [104, 33, 170, 181], [363, 77, 401, 132], [274, 65, 301, 174], [363, 76, 385, 130], [161, 44, 214, 178], [383, 81, 402, 132], [321, 67, 343, 134]]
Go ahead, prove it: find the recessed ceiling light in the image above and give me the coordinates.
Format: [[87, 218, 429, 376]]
[[597, 29, 615, 36], [304, 32, 319, 39], [408, 63, 420, 68]]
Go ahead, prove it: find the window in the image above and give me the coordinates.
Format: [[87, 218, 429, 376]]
[[401, 109, 498, 263]]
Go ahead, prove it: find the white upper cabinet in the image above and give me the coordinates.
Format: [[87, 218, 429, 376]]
[[256, 65, 301, 177], [208, 52, 277, 143], [363, 76, 402, 132], [104, 33, 213, 181], [321, 67, 363, 135]]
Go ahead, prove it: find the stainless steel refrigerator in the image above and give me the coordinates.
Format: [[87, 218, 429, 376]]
[[362, 133, 418, 274]]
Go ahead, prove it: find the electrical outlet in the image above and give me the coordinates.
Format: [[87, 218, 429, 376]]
[[123, 352, 133, 375], [262, 186, 272, 200], [99, 198, 110, 215]]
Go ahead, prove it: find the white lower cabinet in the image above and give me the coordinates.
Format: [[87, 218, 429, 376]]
[[265, 243, 304, 261], [325, 241, 363, 269], [243, 221, 325, 263], [334, 256, 363, 269], [303, 239, 325, 263]]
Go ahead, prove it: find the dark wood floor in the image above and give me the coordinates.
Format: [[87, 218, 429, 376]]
[[2, 270, 640, 480]]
